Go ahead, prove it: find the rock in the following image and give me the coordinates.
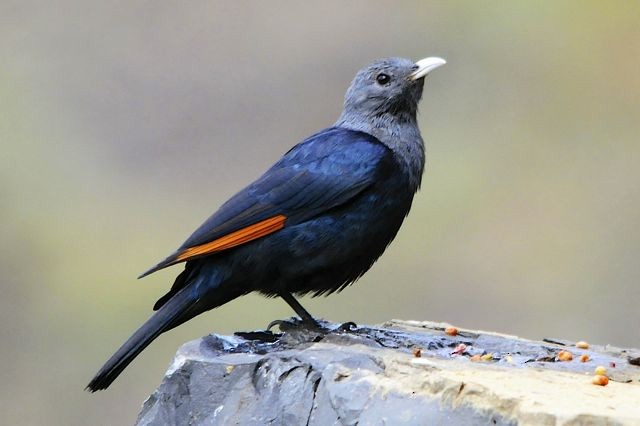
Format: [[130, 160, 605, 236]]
[[137, 319, 640, 425]]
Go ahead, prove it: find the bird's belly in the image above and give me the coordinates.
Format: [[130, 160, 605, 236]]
[[246, 190, 413, 296]]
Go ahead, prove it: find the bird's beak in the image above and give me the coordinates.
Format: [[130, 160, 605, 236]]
[[409, 57, 446, 80]]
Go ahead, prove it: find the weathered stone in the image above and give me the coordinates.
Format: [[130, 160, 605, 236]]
[[137, 320, 640, 425]]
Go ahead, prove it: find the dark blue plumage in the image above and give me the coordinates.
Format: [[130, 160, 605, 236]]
[[186, 128, 389, 250], [88, 56, 445, 391]]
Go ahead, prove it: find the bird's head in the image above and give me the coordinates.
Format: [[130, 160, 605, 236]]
[[340, 57, 446, 122]]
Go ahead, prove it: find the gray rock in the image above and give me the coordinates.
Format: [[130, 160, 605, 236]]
[[137, 320, 640, 425]]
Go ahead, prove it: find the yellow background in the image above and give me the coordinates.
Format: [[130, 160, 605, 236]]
[[1, 2, 638, 424]]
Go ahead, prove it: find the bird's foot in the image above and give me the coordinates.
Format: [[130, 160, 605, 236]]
[[267, 318, 358, 333], [267, 317, 325, 333], [264, 317, 327, 344], [236, 319, 359, 344]]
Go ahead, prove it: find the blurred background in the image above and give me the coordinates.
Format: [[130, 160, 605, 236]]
[[1, 1, 639, 424]]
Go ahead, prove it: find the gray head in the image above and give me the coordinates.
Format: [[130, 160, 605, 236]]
[[336, 56, 445, 190], [337, 57, 446, 127]]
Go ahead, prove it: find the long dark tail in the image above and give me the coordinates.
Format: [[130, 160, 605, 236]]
[[86, 287, 198, 392]]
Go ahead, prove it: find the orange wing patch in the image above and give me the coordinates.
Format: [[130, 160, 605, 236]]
[[175, 215, 286, 262]]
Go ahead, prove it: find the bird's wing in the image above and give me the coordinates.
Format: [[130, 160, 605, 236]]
[[138, 128, 391, 278]]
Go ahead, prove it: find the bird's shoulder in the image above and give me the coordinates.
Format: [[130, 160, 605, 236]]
[[274, 126, 392, 171]]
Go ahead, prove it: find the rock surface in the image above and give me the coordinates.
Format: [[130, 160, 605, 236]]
[[137, 320, 640, 425]]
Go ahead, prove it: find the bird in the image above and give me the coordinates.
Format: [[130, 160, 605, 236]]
[[87, 56, 446, 391]]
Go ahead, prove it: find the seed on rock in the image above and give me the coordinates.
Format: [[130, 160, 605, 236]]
[[594, 366, 607, 376], [592, 375, 609, 386], [444, 327, 458, 336], [451, 343, 467, 355], [557, 350, 573, 361]]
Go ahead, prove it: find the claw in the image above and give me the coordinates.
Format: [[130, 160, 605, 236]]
[[267, 317, 329, 333], [336, 321, 358, 332], [267, 317, 308, 332], [266, 319, 290, 331]]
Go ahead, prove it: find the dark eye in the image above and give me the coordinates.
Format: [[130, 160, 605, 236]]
[[375, 73, 390, 85]]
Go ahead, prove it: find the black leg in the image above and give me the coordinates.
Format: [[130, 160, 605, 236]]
[[279, 291, 320, 328]]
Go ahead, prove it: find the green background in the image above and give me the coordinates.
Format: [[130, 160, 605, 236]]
[[1, 1, 638, 424]]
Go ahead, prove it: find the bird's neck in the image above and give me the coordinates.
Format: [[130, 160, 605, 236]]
[[335, 111, 426, 190]]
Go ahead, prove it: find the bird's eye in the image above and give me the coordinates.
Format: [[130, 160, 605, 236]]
[[375, 73, 391, 85]]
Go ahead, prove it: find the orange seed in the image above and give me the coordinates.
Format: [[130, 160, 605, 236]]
[[444, 327, 458, 336], [557, 350, 573, 361], [592, 375, 609, 386]]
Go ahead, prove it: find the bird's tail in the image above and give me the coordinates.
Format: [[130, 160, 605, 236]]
[[86, 286, 198, 392]]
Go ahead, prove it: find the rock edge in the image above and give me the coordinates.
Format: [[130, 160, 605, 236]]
[[137, 320, 640, 425]]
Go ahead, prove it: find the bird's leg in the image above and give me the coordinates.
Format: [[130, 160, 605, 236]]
[[278, 291, 321, 329]]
